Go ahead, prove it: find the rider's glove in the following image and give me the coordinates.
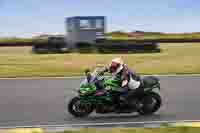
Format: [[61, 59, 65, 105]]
[[122, 80, 128, 87]]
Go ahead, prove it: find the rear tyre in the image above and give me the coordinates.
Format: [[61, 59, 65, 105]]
[[68, 96, 93, 117], [137, 92, 161, 115]]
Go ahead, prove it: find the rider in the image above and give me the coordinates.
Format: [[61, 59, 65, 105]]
[[100, 58, 143, 111]]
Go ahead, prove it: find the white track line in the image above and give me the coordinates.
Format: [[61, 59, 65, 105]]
[[47, 119, 200, 126], [0, 119, 200, 129], [1, 74, 200, 80], [0, 76, 83, 80]]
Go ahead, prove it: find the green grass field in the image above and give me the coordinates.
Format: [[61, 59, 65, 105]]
[[0, 43, 200, 78], [0, 38, 33, 43], [55, 127, 200, 133], [106, 32, 200, 40], [1, 127, 200, 133]]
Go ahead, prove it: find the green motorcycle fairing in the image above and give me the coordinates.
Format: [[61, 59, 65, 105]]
[[78, 77, 121, 105], [103, 77, 121, 91], [79, 83, 96, 96]]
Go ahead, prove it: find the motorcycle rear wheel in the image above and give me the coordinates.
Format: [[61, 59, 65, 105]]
[[137, 92, 161, 115]]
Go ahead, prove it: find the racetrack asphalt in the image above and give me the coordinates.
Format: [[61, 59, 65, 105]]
[[0, 76, 200, 127]]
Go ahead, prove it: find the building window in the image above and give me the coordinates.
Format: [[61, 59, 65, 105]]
[[80, 19, 91, 29], [67, 19, 73, 31], [95, 19, 103, 29]]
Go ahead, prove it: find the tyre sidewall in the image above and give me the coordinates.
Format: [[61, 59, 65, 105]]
[[68, 96, 93, 117], [138, 92, 162, 115]]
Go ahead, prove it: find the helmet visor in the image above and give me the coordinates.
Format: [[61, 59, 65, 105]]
[[110, 62, 119, 73]]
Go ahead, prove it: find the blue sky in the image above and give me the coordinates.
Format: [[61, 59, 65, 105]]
[[0, 0, 200, 37]]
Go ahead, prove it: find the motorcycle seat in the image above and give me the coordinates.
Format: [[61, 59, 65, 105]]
[[142, 76, 159, 88]]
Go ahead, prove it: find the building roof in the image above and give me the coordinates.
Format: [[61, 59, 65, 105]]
[[66, 16, 105, 20]]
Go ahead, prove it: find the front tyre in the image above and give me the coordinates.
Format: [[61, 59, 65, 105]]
[[68, 96, 93, 117], [137, 92, 162, 115]]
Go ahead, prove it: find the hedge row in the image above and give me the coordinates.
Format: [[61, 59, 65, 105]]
[[75, 42, 161, 54], [97, 38, 200, 43], [32, 41, 68, 54], [32, 40, 161, 54], [0, 42, 33, 47]]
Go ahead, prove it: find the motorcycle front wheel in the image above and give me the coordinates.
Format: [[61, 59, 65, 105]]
[[68, 96, 93, 117]]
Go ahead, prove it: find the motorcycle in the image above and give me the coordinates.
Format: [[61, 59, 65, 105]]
[[67, 68, 162, 117]]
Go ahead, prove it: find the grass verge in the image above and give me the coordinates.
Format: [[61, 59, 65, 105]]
[[1, 127, 200, 133], [0, 43, 200, 78], [54, 127, 200, 133]]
